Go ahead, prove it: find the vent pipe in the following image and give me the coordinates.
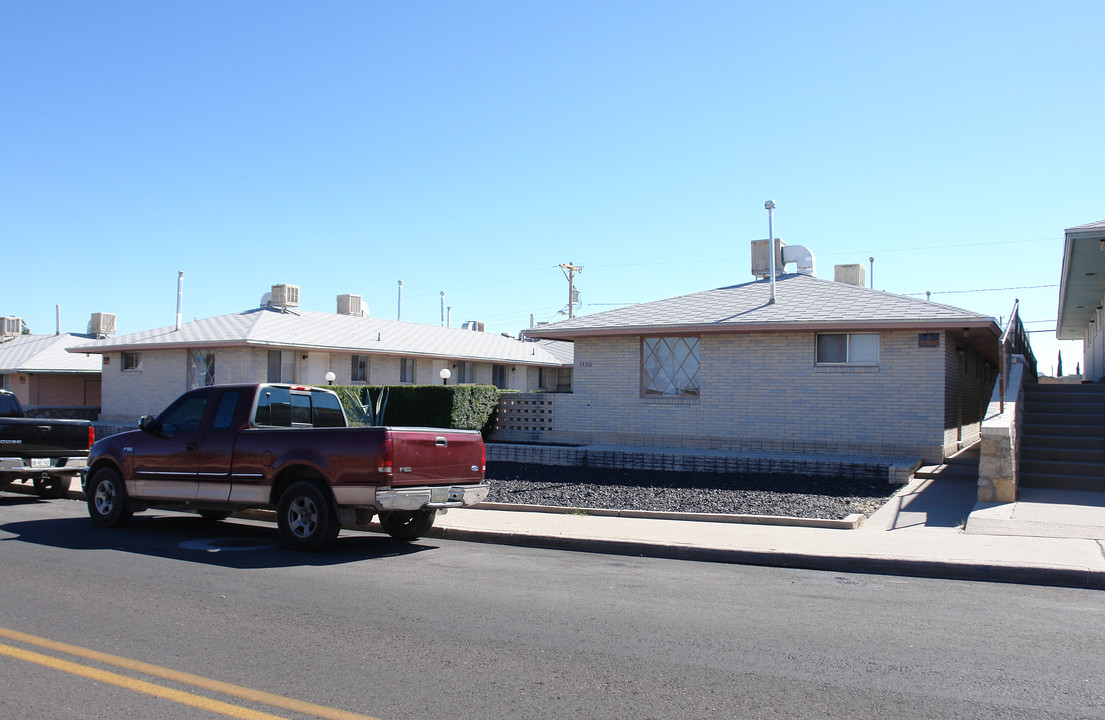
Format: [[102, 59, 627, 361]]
[[440, 291, 445, 327], [176, 271, 184, 330], [765, 201, 777, 304], [397, 280, 403, 321], [56, 305, 61, 336]]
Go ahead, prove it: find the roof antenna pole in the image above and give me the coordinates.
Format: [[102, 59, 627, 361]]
[[765, 200, 776, 304]]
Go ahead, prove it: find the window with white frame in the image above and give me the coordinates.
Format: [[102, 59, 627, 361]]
[[351, 355, 368, 382], [641, 337, 700, 397], [815, 333, 879, 364], [122, 352, 141, 371], [400, 358, 416, 384]]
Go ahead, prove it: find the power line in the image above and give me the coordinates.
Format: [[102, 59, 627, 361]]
[[903, 284, 1058, 297]]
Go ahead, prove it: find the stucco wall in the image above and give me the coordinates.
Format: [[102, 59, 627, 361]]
[[544, 329, 952, 463], [1086, 305, 1105, 383], [27, 373, 100, 407]]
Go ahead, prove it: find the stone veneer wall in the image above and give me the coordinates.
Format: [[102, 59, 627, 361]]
[[978, 356, 1026, 503], [516, 329, 951, 464]]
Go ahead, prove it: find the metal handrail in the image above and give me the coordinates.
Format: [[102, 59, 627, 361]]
[[998, 299, 1038, 413]]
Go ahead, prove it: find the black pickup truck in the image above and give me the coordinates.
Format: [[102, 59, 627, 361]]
[[0, 389, 93, 498]]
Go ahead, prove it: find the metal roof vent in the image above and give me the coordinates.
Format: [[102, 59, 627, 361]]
[[337, 294, 365, 317], [88, 312, 116, 338], [461, 320, 485, 332]]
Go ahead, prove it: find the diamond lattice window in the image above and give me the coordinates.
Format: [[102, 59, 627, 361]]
[[641, 337, 701, 397]]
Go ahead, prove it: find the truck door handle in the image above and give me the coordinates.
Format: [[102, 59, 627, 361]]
[[186, 443, 199, 452], [435, 437, 448, 447]]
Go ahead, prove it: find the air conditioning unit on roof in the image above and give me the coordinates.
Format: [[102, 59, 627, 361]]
[[337, 294, 364, 317], [1, 316, 21, 337], [271, 284, 300, 308], [89, 313, 116, 337]]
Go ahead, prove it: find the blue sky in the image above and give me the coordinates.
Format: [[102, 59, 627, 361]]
[[3, 1, 1101, 374]]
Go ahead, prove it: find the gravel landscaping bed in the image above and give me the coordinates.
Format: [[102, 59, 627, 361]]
[[484, 461, 898, 520]]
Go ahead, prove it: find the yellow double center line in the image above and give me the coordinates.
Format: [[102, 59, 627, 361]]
[[0, 626, 382, 720]]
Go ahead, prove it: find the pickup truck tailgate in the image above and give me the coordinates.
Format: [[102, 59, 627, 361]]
[[386, 428, 484, 486], [0, 418, 91, 457]]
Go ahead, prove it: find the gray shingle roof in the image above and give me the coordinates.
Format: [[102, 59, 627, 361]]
[[525, 273, 998, 339], [65, 307, 571, 366], [1066, 218, 1105, 233], [0, 333, 102, 373]]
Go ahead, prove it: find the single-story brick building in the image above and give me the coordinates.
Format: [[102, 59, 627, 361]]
[[0, 320, 102, 418], [523, 248, 1000, 465], [69, 286, 572, 425]]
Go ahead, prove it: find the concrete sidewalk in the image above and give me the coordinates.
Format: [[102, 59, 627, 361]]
[[428, 475, 1105, 589], [11, 470, 1105, 589]]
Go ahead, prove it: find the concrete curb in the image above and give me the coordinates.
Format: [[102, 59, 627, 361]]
[[424, 523, 1105, 590]]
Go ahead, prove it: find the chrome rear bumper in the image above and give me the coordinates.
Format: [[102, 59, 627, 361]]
[[374, 482, 490, 511]]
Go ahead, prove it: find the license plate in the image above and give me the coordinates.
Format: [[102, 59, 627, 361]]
[[430, 487, 449, 503], [30, 458, 50, 469]]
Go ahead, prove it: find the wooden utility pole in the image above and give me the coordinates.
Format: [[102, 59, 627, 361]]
[[559, 262, 583, 318]]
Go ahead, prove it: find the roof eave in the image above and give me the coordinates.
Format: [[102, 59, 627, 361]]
[[526, 318, 1000, 340]]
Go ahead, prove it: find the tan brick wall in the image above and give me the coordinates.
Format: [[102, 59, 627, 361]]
[[546, 330, 952, 463], [97, 344, 562, 422]]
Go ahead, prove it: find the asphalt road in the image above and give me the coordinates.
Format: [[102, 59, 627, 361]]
[[2, 495, 1103, 720]]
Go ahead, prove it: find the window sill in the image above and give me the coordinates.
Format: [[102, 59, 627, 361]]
[[813, 364, 880, 373], [640, 396, 701, 405]]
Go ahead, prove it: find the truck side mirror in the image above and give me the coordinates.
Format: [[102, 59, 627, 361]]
[[139, 415, 157, 433]]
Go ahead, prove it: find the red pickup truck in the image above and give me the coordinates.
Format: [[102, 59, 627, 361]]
[[83, 383, 488, 550]]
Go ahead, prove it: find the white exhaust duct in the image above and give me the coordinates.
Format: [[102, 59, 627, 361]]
[[782, 245, 816, 276]]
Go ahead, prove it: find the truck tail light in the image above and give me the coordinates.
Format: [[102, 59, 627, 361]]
[[88, 426, 95, 450], [377, 436, 393, 474], [481, 442, 486, 473]]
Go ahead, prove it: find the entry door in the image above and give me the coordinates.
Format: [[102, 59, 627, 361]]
[[305, 353, 331, 386]]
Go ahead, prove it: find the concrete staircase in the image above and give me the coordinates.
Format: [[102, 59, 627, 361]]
[[1019, 384, 1105, 491]]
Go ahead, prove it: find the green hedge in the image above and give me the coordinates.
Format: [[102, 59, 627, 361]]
[[320, 384, 501, 433]]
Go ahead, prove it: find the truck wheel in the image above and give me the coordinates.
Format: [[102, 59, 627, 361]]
[[87, 468, 133, 527], [277, 481, 340, 551], [34, 475, 72, 499], [378, 509, 437, 541]]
